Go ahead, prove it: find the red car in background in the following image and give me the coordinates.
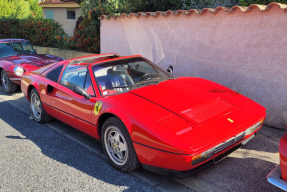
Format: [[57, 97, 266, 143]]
[[21, 53, 266, 178], [267, 133, 287, 191], [0, 39, 64, 93]]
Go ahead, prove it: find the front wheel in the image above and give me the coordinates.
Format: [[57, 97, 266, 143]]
[[30, 88, 53, 123], [1, 70, 17, 93], [101, 117, 140, 172]]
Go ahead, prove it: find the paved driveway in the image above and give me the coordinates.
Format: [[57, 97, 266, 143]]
[[0, 87, 285, 192]]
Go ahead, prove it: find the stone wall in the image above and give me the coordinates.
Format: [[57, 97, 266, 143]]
[[34, 46, 92, 60]]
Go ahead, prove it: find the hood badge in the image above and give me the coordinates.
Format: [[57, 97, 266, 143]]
[[227, 118, 234, 123]]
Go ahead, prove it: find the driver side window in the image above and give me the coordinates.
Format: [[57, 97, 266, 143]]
[[11, 43, 22, 52], [60, 64, 95, 96], [20, 42, 34, 52]]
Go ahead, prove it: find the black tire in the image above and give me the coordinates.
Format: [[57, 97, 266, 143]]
[[30, 88, 53, 123], [1, 70, 17, 93], [101, 116, 140, 172]]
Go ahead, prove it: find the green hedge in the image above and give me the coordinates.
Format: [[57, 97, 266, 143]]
[[0, 17, 101, 53], [0, 18, 68, 48]]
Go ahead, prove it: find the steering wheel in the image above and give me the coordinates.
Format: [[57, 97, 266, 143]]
[[138, 73, 152, 82]]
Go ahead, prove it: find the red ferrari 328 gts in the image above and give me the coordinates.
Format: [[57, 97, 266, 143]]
[[0, 39, 64, 93], [21, 53, 266, 178]]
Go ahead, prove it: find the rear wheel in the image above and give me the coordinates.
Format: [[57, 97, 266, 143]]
[[101, 117, 140, 172], [1, 70, 17, 93], [30, 88, 53, 123]]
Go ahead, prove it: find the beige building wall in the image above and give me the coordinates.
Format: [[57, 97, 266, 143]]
[[101, 3, 287, 128], [42, 7, 80, 36]]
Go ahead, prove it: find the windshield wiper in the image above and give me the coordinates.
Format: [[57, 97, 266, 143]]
[[107, 85, 140, 89]]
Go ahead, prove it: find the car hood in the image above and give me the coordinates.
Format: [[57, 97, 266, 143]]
[[0, 54, 64, 67], [109, 78, 265, 154], [130, 77, 251, 126]]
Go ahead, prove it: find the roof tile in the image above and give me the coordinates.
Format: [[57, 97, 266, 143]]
[[100, 2, 287, 20], [38, 0, 77, 5]]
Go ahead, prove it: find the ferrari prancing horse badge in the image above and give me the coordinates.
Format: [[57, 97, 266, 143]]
[[94, 101, 102, 116], [227, 118, 234, 123]]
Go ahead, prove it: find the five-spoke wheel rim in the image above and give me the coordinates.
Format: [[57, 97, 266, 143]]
[[31, 92, 42, 121], [1, 71, 9, 90], [104, 126, 128, 166]]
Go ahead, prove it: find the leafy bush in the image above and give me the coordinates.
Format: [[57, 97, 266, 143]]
[[239, 0, 287, 6], [27, 0, 43, 18], [72, 0, 132, 53], [80, 0, 131, 18], [173, 0, 287, 9], [129, 0, 177, 12], [72, 17, 100, 53], [0, 0, 42, 19], [0, 0, 31, 19], [0, 18, 67, 48], [126, 0, 239, 11]]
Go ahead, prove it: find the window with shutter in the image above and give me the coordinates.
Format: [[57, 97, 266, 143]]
[[46, 10, 54, 20]]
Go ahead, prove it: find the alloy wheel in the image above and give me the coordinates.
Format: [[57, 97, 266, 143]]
[[104, 126, 128, 166], [31, 92, 42, 121], [1, 71, 9, 90]]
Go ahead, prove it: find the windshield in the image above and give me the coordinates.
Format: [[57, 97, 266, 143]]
[[93, 57, 176, 96], [0, 41, 36, 57]]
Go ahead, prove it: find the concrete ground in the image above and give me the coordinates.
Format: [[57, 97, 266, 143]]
[[0, 87, 285, 192]]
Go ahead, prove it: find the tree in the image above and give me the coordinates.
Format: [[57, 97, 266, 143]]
[[0, 0, 42, 19], [0, 0, 31, 19], [27, 0, 42, 18], [60, 0, 83, 4]]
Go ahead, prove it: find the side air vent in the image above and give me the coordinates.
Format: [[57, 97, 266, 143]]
[[47, 84, 54, 93]]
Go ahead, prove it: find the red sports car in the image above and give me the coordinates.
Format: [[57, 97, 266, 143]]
[[0, 39, 64, 93], [21, 53, 266, 178], [267, 133, 287, 191]]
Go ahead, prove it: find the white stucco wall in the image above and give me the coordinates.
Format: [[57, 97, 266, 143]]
[[101, 4, 287, 128], [42, 7, 80, 36]]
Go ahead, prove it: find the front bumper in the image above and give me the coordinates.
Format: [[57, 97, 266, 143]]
[[10, 78, 21, 85], [135, 132, 256, 177], [142, 143, 242, 179], [267, 164, 287, 191]]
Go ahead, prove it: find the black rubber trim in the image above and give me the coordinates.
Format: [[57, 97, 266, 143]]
[[42, 101, 93, 125], [142, 143, 242, 179], [133, 141, 190, 156]]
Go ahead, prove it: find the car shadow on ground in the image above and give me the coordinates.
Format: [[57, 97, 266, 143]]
[[189, 128, 285, 192], [0, 98, 159, 191], [192, 155, 282, 192]]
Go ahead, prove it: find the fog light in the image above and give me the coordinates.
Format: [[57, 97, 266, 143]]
[[192, 148, 215, 165]]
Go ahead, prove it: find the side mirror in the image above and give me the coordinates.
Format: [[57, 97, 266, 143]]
[[167, 65, 173, 74], [73, 85, 91, 100]]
